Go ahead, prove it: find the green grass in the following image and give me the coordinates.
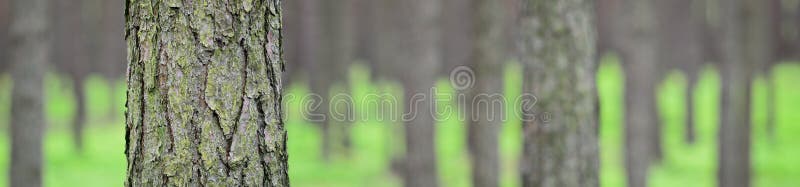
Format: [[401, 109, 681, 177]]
[[0, 56, 799, 186]]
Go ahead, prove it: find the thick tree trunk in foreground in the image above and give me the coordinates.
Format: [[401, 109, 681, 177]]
[[717, 0, 764, 186], [518, 0, 599, 186], [9, 0, 48, 185], [466, 0, 505, 186], [124, 0, 288, 186]]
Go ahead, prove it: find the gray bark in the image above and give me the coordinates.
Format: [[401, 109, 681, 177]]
[[98, 0, 126, 80], [124, 0, 288, 186], [9, 0, 49, 185], [441, 0, 473, 76], [654, 0, 705, 144], [465, 0, 506, 186], [392, 0, 442, 186], [614, 0, 661, 186], [0, 0, 8, 73], [717, 0, 767, 186], [518, 0, 599, 186], [53, 0, 88, 151]]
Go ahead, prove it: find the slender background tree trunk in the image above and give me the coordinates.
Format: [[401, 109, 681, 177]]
[[9, 0, 49, 185], [466, 0, 506, 186], [124, 0, 288, 186]]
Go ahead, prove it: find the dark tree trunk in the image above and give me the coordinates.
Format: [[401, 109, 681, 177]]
[[518, 0, 599, 186], [393, 0, 442, 186], [462, 0, 509, 187], [717, 0, 766, 186], [0, 0, 8, 73], [465, 0, 506, 186], [654, 0, 705, 144], [124, 0, 288, 186], [53, 0, 88, 151], [282, 0, 314, 85], [763, 0, 781, 141], [613, 0, 661, 186], [441, 0, 473, 76], [9, 0, 49, 185], [320, 0, 355, 157], [71, 74, 86, 151], [99, 0, 126, 80]]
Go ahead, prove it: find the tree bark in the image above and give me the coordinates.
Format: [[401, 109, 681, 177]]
[[717, 0, 766, 186], [9, 0, 48, 185], [441, 0, 473, 76], [392, 0, 442, 186], [613, 0, 660, 186], [0, 0, 8, 73], [124, 0, 288, 186], [53, 0, 89, 151], [465, 0, 506, 186], [654, 0, 705, 144], [518, 0, 599, 186]]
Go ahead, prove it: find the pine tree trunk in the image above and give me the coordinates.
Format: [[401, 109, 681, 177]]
[[393, 0, 442, 186], [465, 0, 505, 186], [518, 0, 599, 186], [0, 0, 8, 73], [614, 0, 660, 186], [53, 0, 89, 151], [654, 0, 705, 144], [9, 0, 49, 185], [124, 0, 288, 186], [717, 0, 766, 185]]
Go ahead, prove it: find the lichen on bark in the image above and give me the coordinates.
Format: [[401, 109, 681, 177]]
[[518, 0, 599, 186], [125, 0, 288, 186]]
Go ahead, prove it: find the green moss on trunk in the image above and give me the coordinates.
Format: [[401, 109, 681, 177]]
[[125, 0, 288, 186]]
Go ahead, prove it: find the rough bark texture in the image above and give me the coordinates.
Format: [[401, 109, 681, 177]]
[[518, 0, 599, 186], [654, 0, 706, 144], [9, 0, 48, 185], [465, 0, 504, 186], [124, 0, 288, 186], [614, 0, 660, 186], [717, 0, 764, 186]]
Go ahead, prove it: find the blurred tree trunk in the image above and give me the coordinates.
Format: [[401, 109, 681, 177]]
[[9, 0, 49, 185], [763, 0, 781, 141], [441, 0, 473, 76], [518, 0, 599, 186], [613, 0, 661, 186], [53, 0, 88, 151], [465, 0, 505, 186], [717, 0, 766, 185], [0, 0, 8, 73], [391, 0, 442, 186], [321, 0, 355, 157], [124, 0, 288, 186], [98, 0, 126, 81], [654, 0, 705, 144], [98, 0, 126, 121], [308, 0, 356, 160], [283, 0, 315, 85]]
